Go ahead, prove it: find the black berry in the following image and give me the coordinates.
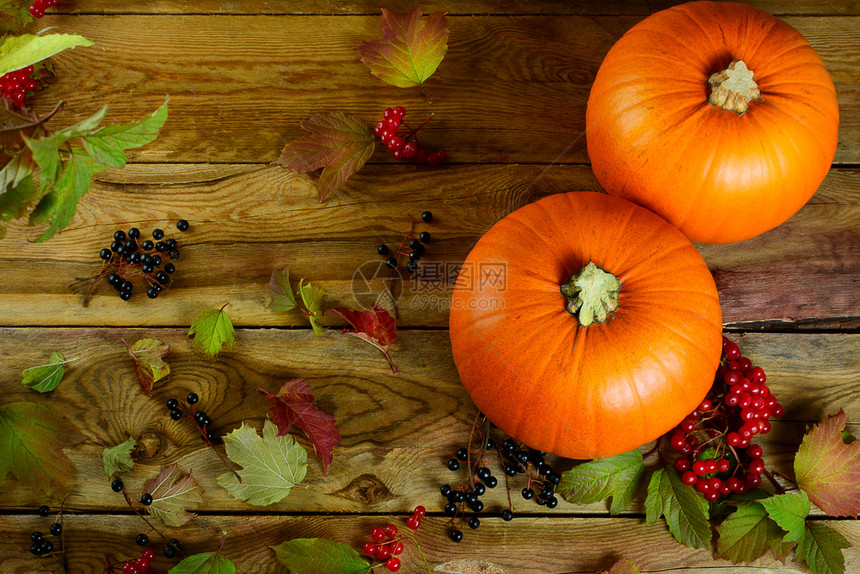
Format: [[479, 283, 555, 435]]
[[111, 479, 124, 492], [447, 458, 460, 471], [114, 230, 126, 241], [440, 484, 451, 497], [377, 244, 389, 255], [419, 231, 431, 242], [140, 493, 153, 506], [154, 271, 168, 284], [155, 241, 166, 252], [99, 248, 112, 260], [163, 545, 176, 558], [522, 488, 534, 500], [444, 502, 456, 516], [405, 261, 418, 273], [136, 533, 149, 546], [474, 483, 486, 496], [469, 500, 484, 513], [455, 447, 468, 461], [502, 509, 514, 521], [385, 257, 398, 269], [484, 476, 498, 488], [128, 227, 141, 238], [421, 211, 433, 223], [42, 540, 53, 553], [29, 542, 41, 555], [146, 287, 158, 299], [476, 467, 491, 480], [38, 505, 50, 516], [409, 238, 422, 249], [165, 238, 177, 249], [170, 408, 183, 420], [152, 228, 164, 240], [164, 263, 176, 274], [166, 398, 179, 410], [186, 392, 199, 405], [141, 240, 154, 251], [176, 220, 190, 232], [468, 517, 480, 529], [110, 240, 121, 252], [450, 529, 463, 543], [546, 496, 559, 509], [119, 290, 132, 301], [49, 523, 61, 536], [31, 531, 43, 542]]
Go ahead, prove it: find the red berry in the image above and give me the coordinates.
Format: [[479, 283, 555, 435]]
[[390, 541, 404, 555], [692, 460, 707, 476], [748, 444, 763, 458], [727, 477, 743, 492], [679, 418, 696, 433], [387, 136, 404, 152], [698, 399, 712, 412], [387, 118, 401, 129], [724, 341, 741, 360], [708, 477, 722, 491], [726, 432, 741, 446], [748, 458, 765, 476], [383, 107, 395, 120], [382, 524, 398, 539], [402, 142, 418, 159], [669, 431, 687, 450], [414, 148, 429, 162], [704, 459, 717, 474], [363, 542, 376, 556], [371, 527, 386, 543], [745, 473, 762, 488], [681, 470, 697, 486], [674, 457, 690, 472], [141, 549, 155, 561], [704, 490, 720, 502], [386, 557, 402, 572], [695, 477, 709, 493], [375, 545, 391, 560], [716, 458, 730, 473], [405, 515, 421, 530], [413, 505, 426, 517], [392, 105, 406, 119]]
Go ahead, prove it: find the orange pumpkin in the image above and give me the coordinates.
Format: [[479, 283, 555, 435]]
[[586, 1, 838, 244], [449, 192, 723, 459]]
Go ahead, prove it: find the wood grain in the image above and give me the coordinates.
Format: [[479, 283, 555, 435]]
[[0, 329, 856, 514], [0, 166, 856, 328], [0, 514, 857, 574], [22, 14, 860, 164]]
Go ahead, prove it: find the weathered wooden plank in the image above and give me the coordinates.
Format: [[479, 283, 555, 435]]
[[0, 166, 856, 327], [0, 514, 858, 574], [48, 0, 860, 16], [23, 15, 860, 164], [0, 329, 856, 514]]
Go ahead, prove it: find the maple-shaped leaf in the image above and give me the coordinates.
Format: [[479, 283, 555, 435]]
[[434, 560, 506, 574], [268, 266, 298, 312], [169, 551, 236, 574], [102, 437, 136, 477], [327, 304, 398, 373], [556, 450, 644, 515], [271, 538, 371, 574], [0, 401, 84, 497], [189, 304, 234, 358], [797, 522, 850, 574], [794, 409, 860, 517], [644, 467, 711, 550], [297, 278, 326, 335], [124, 338, 170, 396], [218, 420, 308, 506], [142, 464, 203, 527], [276, 112, 375, 202], [601, 559, 640, 574], [258, 379, 341, 475], [715, 501, 789, 563], [355, 8, 449, 94], [760, 491, 811, 544], [21, 350, 71, 392]]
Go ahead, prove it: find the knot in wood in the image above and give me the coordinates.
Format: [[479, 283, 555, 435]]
[[334, 473, 393, 505], [136, 431, 163, 459]]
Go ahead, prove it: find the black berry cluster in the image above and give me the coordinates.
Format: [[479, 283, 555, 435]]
[[373, 107, 447, 165], [107, 479, 182, 563], [29, 0, 58, 18], [668, 336, 783, 501], [28, 506, 60, 557], [1, 66, 38, 108], [378, 211, 433, 274], [88, 220, 189, 301], [166, 392, 216, 444]]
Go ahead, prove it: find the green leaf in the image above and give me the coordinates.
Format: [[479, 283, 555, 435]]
[[21, 351, 68, 392], [0, 149, 36, 193], [355, 8, 449, 90], [29, 151, 93, 242], [102, 437, 136, 477], [275, 112, 375, 201], [297, 278, 326, 336], [169, 551, 236, 574], [715, 501, 789, 563], [81, 96, 169, 167], [556, 450, 644, 515], [0, 401, 84, 497], [794, 409, 860, 517], [760, 491, 811, 544], [143, 464, 203, 527], [644, 468, 711, 550], [217, 420, 307, 506], [0, 33, 94, 76], [271, 538, 371, 574], [189, 304, 235, 358], [0, 1, 34, 35], [60, 106, 109, 138], [23, 133, 63, 193], [268, 266, 298, 312], [797, 522, 850, 574]]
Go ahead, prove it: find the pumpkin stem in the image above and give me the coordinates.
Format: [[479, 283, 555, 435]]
[[560, 262, 620, 327], [708, 60, 762, 114]]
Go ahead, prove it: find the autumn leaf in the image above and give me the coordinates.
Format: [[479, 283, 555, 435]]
[[556, 450, 644, 515], [258, 378, 341, 475], [355, 8, 449, 95], [327, 304, 398, 373], [268, 266, 298, 312], [297, 278, 326, 335], [601, 560, 640, 574], [218, 420, 308, 506], [797, 522, 850, 574], [644, 467, 711, 550], [124, 338, 170, 396], [189, 303, 235, 358], [714, 501, 789, 563], [143, 464, 203, 527], [169, 551, 236, 574], [21, 351, 72, 392], [271, 538, 371, 574], [794, 409, 860, 517], [0, 401, 84, 497], [275, 112, 375, 201], [434, 560, 506, 573], [103, 437, 136, 477]]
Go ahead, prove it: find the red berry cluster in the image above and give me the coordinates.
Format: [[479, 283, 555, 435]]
[[668, 336, 783, 501], [1, 66, 37, 107], [361, 506, 425, 572], [373, 106, 446, 165], [119, 548, 155, 574], [29, 0, 58, 18]]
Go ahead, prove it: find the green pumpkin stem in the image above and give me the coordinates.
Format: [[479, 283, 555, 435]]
[[560, 262, 620, 327], [708, 60, 762, 114]]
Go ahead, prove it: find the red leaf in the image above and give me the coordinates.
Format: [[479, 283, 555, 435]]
[[794, 409, 860, 517], [275, 112, 375, 201], [355, 8, 449, 93], [258, 379, 341, 475], [327, 304, 398, 373]]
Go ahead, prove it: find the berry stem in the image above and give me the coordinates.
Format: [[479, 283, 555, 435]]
[[119, 490, 182, 555]]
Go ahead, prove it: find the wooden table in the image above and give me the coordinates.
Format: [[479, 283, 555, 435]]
[[1, 1, 858, 573]]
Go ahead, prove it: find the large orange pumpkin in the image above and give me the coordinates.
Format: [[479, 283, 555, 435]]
[[586, 1, 839, 244], [449, 192, 723, 459]]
